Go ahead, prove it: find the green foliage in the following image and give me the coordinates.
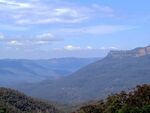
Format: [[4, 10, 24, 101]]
[[78, 105, 102, 113], [0, 88, 63, 113], [0, 107, 6, 113], [118, 105, 150, 113], [77, 84, 150, 113]]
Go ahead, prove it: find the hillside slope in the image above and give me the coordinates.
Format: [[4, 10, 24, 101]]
[[0, 87, 63, 113], [76, 84, 150, 113], [22, 46, 150, 104]]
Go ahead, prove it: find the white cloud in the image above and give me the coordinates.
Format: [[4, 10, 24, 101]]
[[63, 45, 119, 51], [0, 0, 33, 9], [0, 0, 115, 26], [99, 46, 119, 50], [54, 8, 79, 17], [34, 41, 49, 44], [7, 40, 23, 46], [14, 7, 88, 25], [64, 45, 81, 51], [36, 33, 54, 39], [86, 46, 93, 50], [0, 32, 60, 46], [34, 32, 61, 45], [34, 33, 54, 44]]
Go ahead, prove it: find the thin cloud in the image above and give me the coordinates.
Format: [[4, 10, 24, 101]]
[[52, 25, 136, 36], [62, 45, 119, 51], [0, 0, 115, 26], [0, 0, 33, 9], [0, 32, 61, 46]]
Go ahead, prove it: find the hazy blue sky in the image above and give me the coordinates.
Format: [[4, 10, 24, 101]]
[[0, 0, 150, 59]]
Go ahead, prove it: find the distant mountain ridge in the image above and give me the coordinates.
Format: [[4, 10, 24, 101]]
[[22, 45, 150, 104], [0, 58, 100, 86], [108, 45, 150, 58]]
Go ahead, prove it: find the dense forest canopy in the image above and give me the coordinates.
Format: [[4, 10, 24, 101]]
[[76, 84, 150, 113], [0, 84, 150, 113], [0, 87, 62, 113]]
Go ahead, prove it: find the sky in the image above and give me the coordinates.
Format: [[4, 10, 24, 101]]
[[0, 0, 150, 59]]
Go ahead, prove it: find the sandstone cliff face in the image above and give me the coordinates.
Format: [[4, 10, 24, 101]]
[[108, 45, 150, 58]]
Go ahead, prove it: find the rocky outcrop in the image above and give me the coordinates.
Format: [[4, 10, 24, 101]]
[[108, 45, 150, 58]]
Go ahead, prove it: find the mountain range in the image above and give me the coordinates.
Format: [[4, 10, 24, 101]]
[[0, 58, 99, 87], [0, 45, 150, 105], [19, 45, 150, 104]]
